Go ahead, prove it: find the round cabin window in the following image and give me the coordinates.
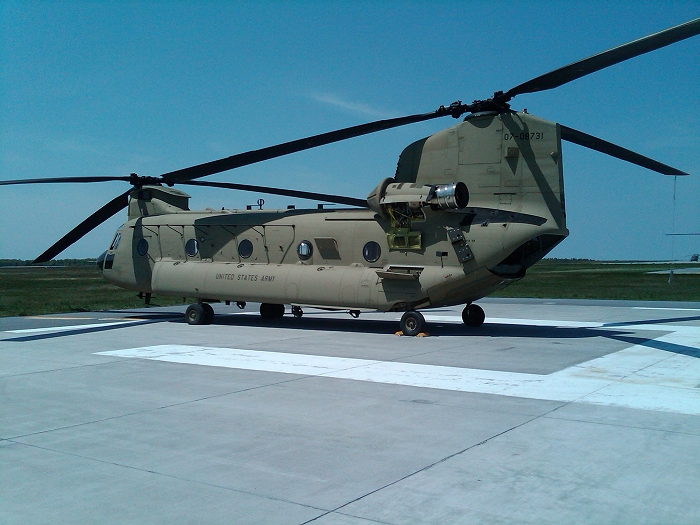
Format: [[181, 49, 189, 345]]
[[136, 238, 149, 256], [185, 239, 199, 257], [297, 240, 313, 261], [363, 241, 381, 263], [238, 239, 254, 259]]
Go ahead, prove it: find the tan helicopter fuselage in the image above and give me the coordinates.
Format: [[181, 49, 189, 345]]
[[100, 112, 568, 311]]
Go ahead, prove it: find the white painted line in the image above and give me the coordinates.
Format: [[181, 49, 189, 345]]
[[633, 307, 700, 312], [26, 316, 95, 320], [424, 316, 700, 333], [423, 316, 606, 328], [98, 325, 700, 415], [5, 321, 139, 334]]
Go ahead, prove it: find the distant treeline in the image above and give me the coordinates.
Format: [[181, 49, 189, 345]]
[[0, 257, 596, 268], [0, 259, 97, 267]]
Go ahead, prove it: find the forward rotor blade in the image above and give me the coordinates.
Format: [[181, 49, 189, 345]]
[[33, 191, 131, 264], [560, 125, 688, 176], [180, 180, 368, 208], [0, 176, 133, 186], [505, 18, 700, 100], [161, 106, 458, 184]]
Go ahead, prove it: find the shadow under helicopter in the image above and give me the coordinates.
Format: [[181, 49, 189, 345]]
[[6, 311, 699, 359]]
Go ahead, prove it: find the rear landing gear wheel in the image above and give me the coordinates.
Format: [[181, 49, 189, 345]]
[[186, 304, 205, 325], [260, 303, 285, 319], [462, 303, 485, 327], [400, 311, 425, 336]]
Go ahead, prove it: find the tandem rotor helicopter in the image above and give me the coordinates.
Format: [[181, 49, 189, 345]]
[[3, 19, 699, 335]]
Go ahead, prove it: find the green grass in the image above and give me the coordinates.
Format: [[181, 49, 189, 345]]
[[1, 259, 698, 317], [493, 260, 700, 302], [0, 266, 184, 317]]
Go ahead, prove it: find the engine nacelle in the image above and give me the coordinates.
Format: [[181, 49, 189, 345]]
[[366, 178, 469, 217], [431, 182, 470, 210]]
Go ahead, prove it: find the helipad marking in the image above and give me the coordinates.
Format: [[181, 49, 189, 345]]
[[97, 318, 700, 415], [633, 307, 700, 312], [5, 321, 139, 334], [424, 315, 700, 333], [26, 316, 95, 320], [424, 316, 605, 328]]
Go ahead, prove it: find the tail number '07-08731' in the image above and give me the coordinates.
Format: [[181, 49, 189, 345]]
[[503, 132, 544, 141]]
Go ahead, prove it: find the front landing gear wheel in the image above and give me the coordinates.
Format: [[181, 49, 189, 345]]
[[202, 303, 215, 324], [291, 305, 303, 318], [186, 304, 205, 325], [400, 311, 425, 336], [462, 304, 485, 327]]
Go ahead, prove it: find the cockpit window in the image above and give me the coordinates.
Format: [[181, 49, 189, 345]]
[[110, 232, 122, 250]]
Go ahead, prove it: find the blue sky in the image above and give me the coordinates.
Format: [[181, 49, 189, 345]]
[[1, 1, 699, 261]]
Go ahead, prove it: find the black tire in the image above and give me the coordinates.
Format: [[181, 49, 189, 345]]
[[260, 303, 285, 319], [291, 305, 303, 318], [462, 304, 485, 327], [400, 311, 424, 336], [186, 304, 205, 325], [202, 303, 215, 324]]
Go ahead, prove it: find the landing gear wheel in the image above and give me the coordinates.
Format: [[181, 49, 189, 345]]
[[201, 302, 215, 324], [291, 305, 303, 318], [260, 303, 285, 319], [462, 303, 485, 327], [400, 311, 425, 336], [186, 304, 205, 325], [349, 310, 360, 318]]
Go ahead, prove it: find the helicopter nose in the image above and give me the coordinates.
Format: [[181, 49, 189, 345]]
[[96, 250, 107, 272]]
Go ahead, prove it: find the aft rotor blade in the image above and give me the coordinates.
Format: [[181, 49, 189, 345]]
[[33, 191, 131, 264], [180, 180, 368, 208], [0, 176, 133, 186], [505, 18, 700, 100], [161, 107, 458, 184], [560, 125, 688, 176]]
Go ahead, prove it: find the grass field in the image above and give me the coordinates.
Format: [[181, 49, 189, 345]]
[[1, 260, 699, 317], [0, 266, 184, 317], [492, 259, 700, 301]]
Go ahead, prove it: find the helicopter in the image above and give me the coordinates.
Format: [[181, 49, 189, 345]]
[[2, 18, 698, 336]]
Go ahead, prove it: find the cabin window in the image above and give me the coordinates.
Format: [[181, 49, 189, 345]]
[[110, 232, 121, 250], [185, 239, 199, 257], [136, 238, 149, 256], [297, 240, 313, 261], [238, 239, 254, 259], [363, 241, 381, 263]]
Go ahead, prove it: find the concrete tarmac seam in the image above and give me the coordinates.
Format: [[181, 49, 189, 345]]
[[298, 402, 569, 524], [3, 371, 314, 441], [5, 438, 329, 514]]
